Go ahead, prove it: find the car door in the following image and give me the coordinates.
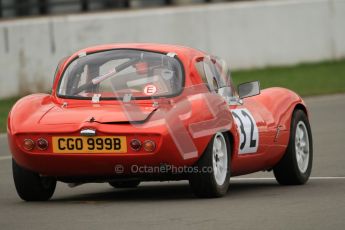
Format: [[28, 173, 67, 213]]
[[230, 97, 269, 156], [199, 57, 272, 174]]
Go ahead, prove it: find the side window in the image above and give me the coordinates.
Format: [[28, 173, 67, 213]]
[[53, 57, 68, 85], [53, 57, 69, 94], [213, 57, 237, 97], [195, 57, 237, 98], [195, 61, 207, 84], [195, 59, 220, 92]]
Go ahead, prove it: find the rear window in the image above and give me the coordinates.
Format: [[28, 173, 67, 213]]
[[57, 49, 184, 100]]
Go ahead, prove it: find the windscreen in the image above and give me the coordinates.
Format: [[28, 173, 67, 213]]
[[57, 49, 184, 100]]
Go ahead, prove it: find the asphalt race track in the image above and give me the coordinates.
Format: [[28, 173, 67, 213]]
[[0, 94, 344, 230]]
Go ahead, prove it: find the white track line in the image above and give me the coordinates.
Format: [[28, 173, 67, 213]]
[[0, 133, 7, 138], [310, 177, 345, 180], [232, 177, 345, 181], [232, 178, 276, 181], [0, 156, 11, 161]]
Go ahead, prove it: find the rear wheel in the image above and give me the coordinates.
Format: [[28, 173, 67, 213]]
[[12, 159, 56, 201], [273, 109, 313, 185], [109, 180, 140, 188], [189, 132, 231, 198]]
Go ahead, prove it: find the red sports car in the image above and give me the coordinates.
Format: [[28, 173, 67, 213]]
[[7, 44, 313, 201]]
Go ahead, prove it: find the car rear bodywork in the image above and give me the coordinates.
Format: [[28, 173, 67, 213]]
[[8, 87, 232, 179]]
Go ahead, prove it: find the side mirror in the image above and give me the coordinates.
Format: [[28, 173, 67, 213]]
[[238, 81, 260, 99]]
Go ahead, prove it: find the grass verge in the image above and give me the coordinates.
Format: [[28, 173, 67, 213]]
[[232, 59, 345, 97], [0, 97, 20, 133]]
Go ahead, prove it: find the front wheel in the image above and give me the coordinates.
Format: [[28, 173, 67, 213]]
[[12, 159, 56, 201], [273, 109, 313, 185], [189, 132, 231, 198]]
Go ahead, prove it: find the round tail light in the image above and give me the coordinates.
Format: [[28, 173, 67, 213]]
[[37, 138, 48, 150], [143, 140, 156, 152], [130, 139, 142, 151], [23, 139, 35, 151]]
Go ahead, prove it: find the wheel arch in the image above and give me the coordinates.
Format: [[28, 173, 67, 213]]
[[193, 129, 235, 167], [294, 103, 309, 118], [223, 131, 235, 160], [288, 103, 310, 137], [283, 102, 310, 150]]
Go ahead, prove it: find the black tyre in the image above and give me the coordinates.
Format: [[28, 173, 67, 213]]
[[109, 180, 140, 188], [12, 159, 56, 201], [273, 109, 313, 185], [189, 132, 231, 198]]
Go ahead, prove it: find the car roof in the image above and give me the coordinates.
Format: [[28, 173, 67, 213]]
[[53, 43, 208, 96], [72, 43, 206, 59]]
